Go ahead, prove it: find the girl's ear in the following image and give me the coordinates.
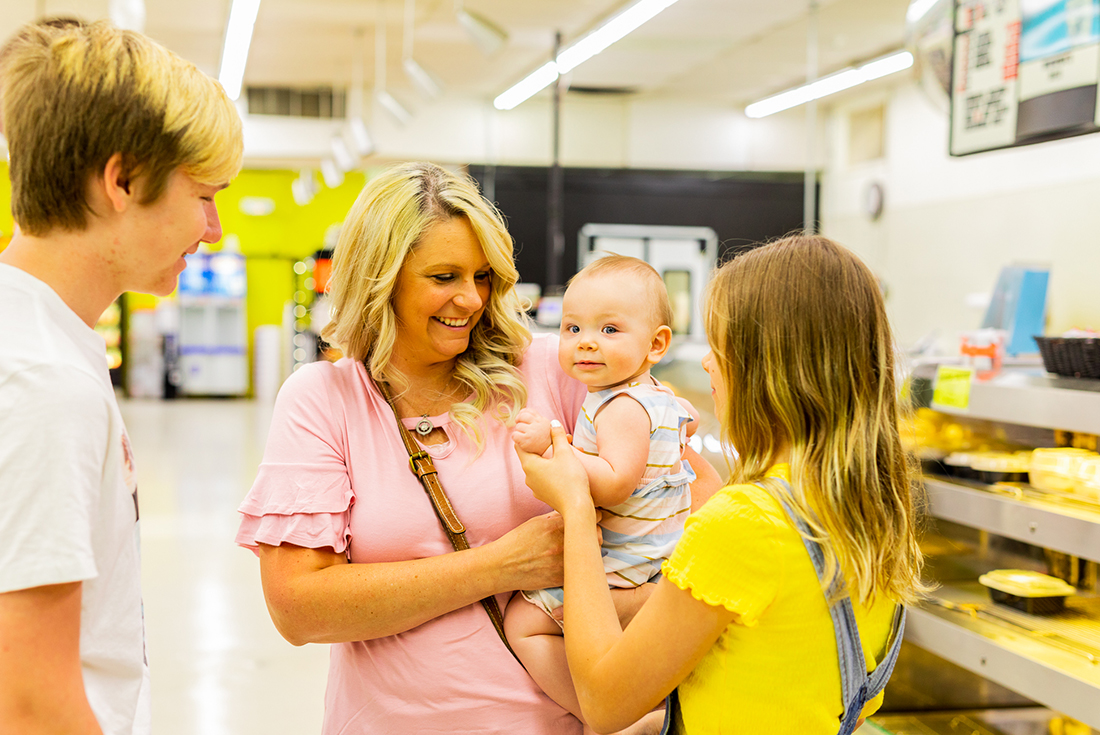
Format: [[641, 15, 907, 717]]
[[646, 325, 673, 365]]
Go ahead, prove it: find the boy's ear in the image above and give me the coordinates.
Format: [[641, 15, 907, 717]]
[[646, 325, 673, 365], [99, 152, 134, 213]]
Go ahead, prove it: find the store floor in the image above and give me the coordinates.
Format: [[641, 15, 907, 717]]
[[122, 398, 329, 735], [122, 397, 886, 735]]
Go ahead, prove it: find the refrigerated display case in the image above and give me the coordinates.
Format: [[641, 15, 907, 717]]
[[657, 351, 1100, 733], [176, 247, 248, 396], [908, 366, 1100, 731], [94, 296, 125, 387]]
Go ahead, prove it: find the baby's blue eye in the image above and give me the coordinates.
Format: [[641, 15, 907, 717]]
[[566, 325, 580, 334], [602, 325, 617, 334]]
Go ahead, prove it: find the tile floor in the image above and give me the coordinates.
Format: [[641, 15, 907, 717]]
[[122, 398, 329, 735]]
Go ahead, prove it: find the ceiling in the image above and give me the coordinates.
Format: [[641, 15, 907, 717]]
[[0, 0, 913, 112]]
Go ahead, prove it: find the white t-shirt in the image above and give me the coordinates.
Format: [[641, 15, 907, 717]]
[[0, 264, 151, 734]]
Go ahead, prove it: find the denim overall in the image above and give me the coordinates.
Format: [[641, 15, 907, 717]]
[[659, 479, 906, 735]]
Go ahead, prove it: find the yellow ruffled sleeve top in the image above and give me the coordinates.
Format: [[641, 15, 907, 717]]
[[661, 464, 900, 733]]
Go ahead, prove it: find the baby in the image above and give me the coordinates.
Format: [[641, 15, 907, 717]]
[[506, 254, 697, 726]]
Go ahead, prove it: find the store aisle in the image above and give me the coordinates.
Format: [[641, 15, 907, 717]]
[[121, 398, 329, 735]]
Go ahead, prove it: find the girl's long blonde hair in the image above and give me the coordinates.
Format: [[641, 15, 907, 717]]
[[705, 234, 928, 605], [322, 162, 531, 446]]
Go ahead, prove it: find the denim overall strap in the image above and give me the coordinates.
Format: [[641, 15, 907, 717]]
[[772, 479, 906, 735], [656, 478, 906, 735]]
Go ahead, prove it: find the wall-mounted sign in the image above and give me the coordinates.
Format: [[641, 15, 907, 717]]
[[951, 0, 1100, 155]]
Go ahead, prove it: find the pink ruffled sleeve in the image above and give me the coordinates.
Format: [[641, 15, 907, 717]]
[[236, 362, 356, 555]]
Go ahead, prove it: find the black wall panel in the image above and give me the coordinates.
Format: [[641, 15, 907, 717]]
[[467, 165, 811, 289]]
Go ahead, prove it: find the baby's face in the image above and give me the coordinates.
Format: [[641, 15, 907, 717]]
[[558, 271, 660, 390]]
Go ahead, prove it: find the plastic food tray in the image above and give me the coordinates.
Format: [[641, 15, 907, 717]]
[[978, 569, 1075, 615]]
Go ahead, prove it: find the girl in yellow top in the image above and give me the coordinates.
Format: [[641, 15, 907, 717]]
[[516, 234, 929, 734]]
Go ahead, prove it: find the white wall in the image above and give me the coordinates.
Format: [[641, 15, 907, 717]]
[[241, 90, 812, 172], [822, 80, 1100, 350]]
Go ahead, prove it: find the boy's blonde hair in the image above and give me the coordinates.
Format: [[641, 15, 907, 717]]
[[1, 19, 243, 235], [704, 234, 928, 606], [569, 254, 673, 329], [322, 161, 531, 446]]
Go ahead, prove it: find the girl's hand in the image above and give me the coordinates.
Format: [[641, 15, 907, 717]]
[[512, 407, 553, 455], [516, 420, 594, 517]]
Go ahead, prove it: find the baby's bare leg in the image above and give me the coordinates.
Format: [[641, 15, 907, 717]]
[[504, 596, 584, 718], [505, 595, 668, 735]]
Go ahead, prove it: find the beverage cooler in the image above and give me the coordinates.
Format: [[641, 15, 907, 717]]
[[175, 247, 248, 396]]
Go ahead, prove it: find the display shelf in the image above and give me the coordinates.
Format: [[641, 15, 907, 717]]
[[906, 583, 1100, 730], [930, 370, 1100, 435], [924, 477, 1100, 564]]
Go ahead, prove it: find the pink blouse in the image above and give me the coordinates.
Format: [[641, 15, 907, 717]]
[[236, 334, 586, 734]]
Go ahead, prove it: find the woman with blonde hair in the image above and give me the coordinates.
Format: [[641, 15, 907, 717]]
[[517, 234, 928, 734], [236, 161, 718, 734]]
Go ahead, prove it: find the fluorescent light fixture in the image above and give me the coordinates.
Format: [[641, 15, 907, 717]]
[[456, 5, 508, 56], [556, 0, 678, 73], [375, 90, 412, 125], [493, 62, 559, 111], [906, 0, 939, 24], [218, 0, 262, 101], [744, 50, 913, 119], [493, 0, 681, 111]]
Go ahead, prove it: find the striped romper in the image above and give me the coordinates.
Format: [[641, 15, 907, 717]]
[[523, 379, 694, 622]]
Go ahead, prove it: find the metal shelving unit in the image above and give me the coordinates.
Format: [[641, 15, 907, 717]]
[[924, 478, 1100, 564], [931, 370, 1100, 435], [917, 368, 1100, 729]]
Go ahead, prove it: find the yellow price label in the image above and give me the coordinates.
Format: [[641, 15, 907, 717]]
[[932, 366, 974, 410]]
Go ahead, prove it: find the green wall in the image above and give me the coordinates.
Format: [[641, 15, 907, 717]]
[[214, 168, 368, 331], [0, 161, 11, 250], [0, 163, 372, 394]]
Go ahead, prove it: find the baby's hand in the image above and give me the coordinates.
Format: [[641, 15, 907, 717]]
[[512, 408, 553, 455]]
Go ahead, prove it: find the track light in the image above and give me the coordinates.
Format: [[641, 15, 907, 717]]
[[320, 158, 344, 188], [455, 1, 507, 56], [403, 0, 443, 98], [375, 90, 412, 124], [346, 118, 374, 157]]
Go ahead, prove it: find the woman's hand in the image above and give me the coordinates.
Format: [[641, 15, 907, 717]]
[[515, 420, 594, 518], [488, 511, 567, 591]]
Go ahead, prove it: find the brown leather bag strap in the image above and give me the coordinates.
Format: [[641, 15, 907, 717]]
[[373, 378, 517, 661]]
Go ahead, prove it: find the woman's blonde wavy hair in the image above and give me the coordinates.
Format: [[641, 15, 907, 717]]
[[704, 234, 929, 606], [322, 162, 531, 447]]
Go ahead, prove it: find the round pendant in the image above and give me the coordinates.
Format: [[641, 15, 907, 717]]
[[414, 417, 434, 436]]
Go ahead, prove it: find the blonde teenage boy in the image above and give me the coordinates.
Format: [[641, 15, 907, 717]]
[[507, 255, 697, 730], [0, 20, 241, 735]]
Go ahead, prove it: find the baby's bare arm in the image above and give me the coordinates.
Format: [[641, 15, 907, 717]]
[[575, 396, 651, 508]]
